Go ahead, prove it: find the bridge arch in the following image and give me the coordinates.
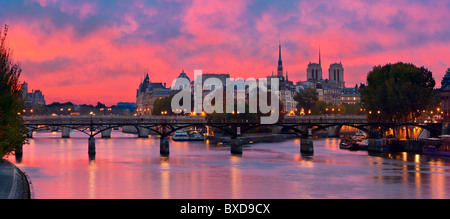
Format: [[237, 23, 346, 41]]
[[381, 123, 441, 138]]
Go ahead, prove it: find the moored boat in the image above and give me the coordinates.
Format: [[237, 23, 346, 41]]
[[340, 138, 359, 150], [172, 130, 205, 141], [187, 131, 205, 141], [340, 131, 368, 151], [172, 131, 190, 141], [423, 136, 450, 157]]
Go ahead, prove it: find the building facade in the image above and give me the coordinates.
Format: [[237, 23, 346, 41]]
[[136, 73, 172, 115], [341, 85, 361, 105], [21, 82, 46, 106], [328, 62, 345, 89], [300, 49, 361, 105], [267, 43, 297, 114], [321, 80, 343, 105], [307, 48, 323, 81]]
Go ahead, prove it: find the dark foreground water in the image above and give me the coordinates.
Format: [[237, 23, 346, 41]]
[[5, 130, 450, 199]]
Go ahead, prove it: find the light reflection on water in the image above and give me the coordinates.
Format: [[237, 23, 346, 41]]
[[5, 131, 450, 199]]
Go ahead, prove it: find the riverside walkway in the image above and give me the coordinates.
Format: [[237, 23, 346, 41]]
[[0, 159, 30, 199]]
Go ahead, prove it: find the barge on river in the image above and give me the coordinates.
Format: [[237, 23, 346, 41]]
[[423, 135, 450, 157]]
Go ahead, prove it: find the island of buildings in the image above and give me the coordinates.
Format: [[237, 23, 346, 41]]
[[136, 44, 363, 115]]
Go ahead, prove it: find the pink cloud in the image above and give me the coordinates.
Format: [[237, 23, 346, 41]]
[[2, 0, 449, 105]]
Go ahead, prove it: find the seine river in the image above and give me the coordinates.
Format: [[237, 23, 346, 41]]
[[5, 130, 450, 199]]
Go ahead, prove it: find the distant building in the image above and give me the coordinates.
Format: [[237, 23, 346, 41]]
[[116, 102, 136, 112], [307, 48, 323, 81], [301, 49, 361, 105], [201, 73, 230, 91], [21, 82, 46, 106], [172, 69, 191, 90], [320, 80, 343, 105], [267, 43, 297, 114], [328, 62, 345, 89], [341, 85, 361, 105], [295, 81, 315, 93], [136, 72, 172, 115]]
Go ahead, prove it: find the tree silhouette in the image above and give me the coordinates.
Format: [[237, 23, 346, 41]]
[[0, 24, 26, 157]]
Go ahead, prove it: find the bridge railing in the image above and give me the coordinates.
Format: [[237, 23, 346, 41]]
[[283, 115, 368, 124], [22, 115, 207, 125], [22, 115, 440, 126]]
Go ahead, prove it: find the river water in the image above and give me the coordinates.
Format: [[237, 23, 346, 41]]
[[5, 130, 450, 199]]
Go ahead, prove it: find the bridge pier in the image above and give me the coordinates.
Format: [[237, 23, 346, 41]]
[[231, 136, 242, 154], [61, 127, 71, 138], [300, 136, 314, 154], [88, 136, 96, 155], [160, 136, 169, 155], [138, 127, 149, 138], [101, 127, 112, 138]]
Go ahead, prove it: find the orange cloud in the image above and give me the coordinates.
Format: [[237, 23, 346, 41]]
[[0, 0, 448, 105]]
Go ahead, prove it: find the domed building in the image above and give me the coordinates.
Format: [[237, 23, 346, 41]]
[[177, 69, 190, 81], [171, 69, 191, 90]]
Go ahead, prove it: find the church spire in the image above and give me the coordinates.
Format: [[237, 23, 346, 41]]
[[277, 41, 283, 78], [279, 40, 282, 61], [319, 46, 321, 67]]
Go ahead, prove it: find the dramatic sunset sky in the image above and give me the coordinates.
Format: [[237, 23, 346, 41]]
[[1, 0, 449, 105]]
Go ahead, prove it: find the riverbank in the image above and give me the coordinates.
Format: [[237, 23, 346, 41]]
[[0, 158, 31, 199]]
